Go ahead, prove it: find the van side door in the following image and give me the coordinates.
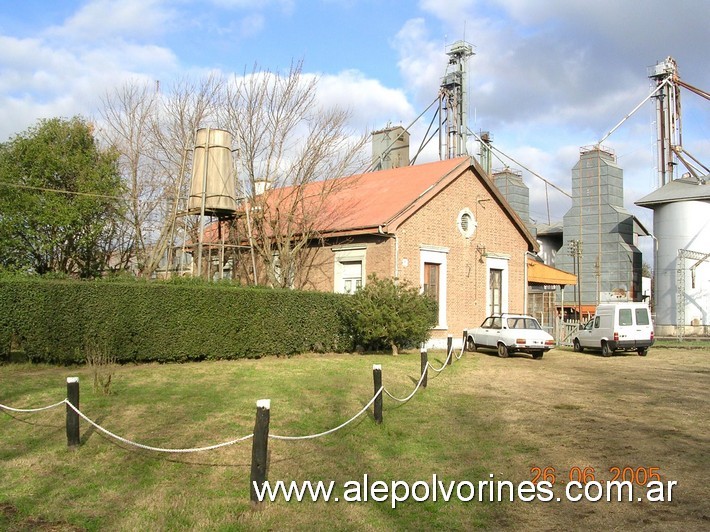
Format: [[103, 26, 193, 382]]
[[579, 316, 600, 347]]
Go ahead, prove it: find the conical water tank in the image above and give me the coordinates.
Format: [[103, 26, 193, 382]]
[[188, 128, 237, 216]]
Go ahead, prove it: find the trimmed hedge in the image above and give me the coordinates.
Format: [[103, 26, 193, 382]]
[[0, 278, 353, 363]]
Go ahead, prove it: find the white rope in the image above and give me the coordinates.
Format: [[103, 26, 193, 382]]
[[427, 343, 454, 373], [270, 387, 383, 441], [383, 367, 428, 403], [0, 400, 66, 413], [64, 401, 253, 453], [455, 341, 466, 360]]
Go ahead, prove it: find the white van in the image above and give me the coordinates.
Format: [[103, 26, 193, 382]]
[[573, 302, 654, 356]]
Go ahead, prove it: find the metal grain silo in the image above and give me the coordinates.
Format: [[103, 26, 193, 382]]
[[371, 126, 410, 171], [188, 128, 237, 216], [636, 177, 710, 336]]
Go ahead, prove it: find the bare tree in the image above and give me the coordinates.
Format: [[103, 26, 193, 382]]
[[99, 75, 224, 277], [98, 64, 367, 285], [99, 81, 161, 273], [145, 74, 224, 277], [222, 61, 368, 288]]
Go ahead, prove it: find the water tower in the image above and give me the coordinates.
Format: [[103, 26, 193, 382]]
[[187, 127, 238, 278], [188, 128, 237, 216]]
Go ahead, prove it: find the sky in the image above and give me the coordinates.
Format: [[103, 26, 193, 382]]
[[1, 0, 708, 261]]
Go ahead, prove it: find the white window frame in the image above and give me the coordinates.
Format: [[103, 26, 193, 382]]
[[457, 207, 477, 239], [333, 245, 367, 294], [486, 255, 510, 315], [420, 246, 448, 329]]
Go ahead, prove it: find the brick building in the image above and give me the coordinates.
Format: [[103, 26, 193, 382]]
[[222, 156, 540, 347]]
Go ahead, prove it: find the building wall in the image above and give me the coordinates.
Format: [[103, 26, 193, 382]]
[[234, 165, 531, 348], [394, 166, 529, 345], [298, 235, 393, 292]]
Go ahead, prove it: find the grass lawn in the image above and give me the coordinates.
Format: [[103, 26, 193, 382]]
[[4, 346, 707, 530], [1, 351, 504, 530]]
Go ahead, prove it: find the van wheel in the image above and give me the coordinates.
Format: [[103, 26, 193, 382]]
[[637, 347, 648, 356], [532, 351, 544, 360], [601, 342, 612, 357], [466, 337, 477, 352], [573, 339, 583, 353], [497, 343, 509, 358]]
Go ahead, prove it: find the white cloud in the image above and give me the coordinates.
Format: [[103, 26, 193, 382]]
[[392, 18, 448, 105], [238, 13, 266, 38], [315, 70, 415, 132], [0, 33, 178, 140], [45, 0, 176, 42]]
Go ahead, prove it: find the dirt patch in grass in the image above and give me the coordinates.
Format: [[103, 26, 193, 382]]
[[464, 346, 709, 530], [1, 501, 83, 531]]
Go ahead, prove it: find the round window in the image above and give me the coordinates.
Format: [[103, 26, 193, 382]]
[[457, 208, 476, 238]]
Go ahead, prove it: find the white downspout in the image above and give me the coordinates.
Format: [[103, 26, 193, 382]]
[[523, 251, 529, 314], [394, 235, 399, 280]]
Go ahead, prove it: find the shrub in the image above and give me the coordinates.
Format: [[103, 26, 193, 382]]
[[83, 340, 116, 395], [347, 274, 438, 355], [0, 277, 353, 363]]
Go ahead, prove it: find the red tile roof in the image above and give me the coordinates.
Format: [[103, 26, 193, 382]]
[[201, 156, 537, 251], [263, 156, 471, 236]]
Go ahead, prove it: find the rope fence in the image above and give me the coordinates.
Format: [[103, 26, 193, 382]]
[[0, 400, 66, 413], [270, 387, 383, 441], [1, 332, 470, 502], [66, 400, 255, 453]]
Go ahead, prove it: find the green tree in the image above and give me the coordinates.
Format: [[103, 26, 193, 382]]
[[348, 274, 438, 355], [0, 117, 123, 277]]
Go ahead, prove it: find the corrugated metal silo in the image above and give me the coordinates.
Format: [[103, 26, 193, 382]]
[[371, 126, 409, 171]]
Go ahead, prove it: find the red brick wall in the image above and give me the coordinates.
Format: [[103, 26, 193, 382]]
[[236, 165, 530, 345], [297, 235, 394, 292], [394, 167, 529, 341]]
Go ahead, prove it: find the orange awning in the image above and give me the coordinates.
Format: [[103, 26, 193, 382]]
[[527, 257, 577, 286]]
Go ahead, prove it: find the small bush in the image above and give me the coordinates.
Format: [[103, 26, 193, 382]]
[[347, 274, 438, 355], [84, 341, 116, 395]]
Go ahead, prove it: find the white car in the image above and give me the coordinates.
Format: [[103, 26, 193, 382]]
[[466, 314, 555, 359]]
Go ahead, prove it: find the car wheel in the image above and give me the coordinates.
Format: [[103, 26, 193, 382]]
[[466, 337, 477, 352], [637, 347, 648, 356], [601, 342, 612, 357], [532, 351, 544, 360], [497, 343, 509, 358], [573, 338, 583, 353]]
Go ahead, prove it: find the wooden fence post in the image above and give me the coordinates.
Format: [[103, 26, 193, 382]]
[[462, 329, 468, 353], [250, 399, 271, 503], [66, 377, 80, 448], [420, 347, 428, 388], [447, 335, 453, 365], [373, 364, 382, 424]]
